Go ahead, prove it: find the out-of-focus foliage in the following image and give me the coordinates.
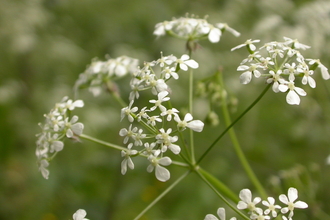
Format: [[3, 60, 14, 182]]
[[1, 0, 330, 219]]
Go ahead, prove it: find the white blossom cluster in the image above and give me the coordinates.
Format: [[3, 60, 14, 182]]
[[119, 53, 204, 182], [205, 187, 308, 220], [232, 37, 330, 105], [74, 56, 139, 96], [154, 14, 240, 43], [35, 96, 84, 179]]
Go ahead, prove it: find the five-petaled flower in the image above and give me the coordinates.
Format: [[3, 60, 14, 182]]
[[279, 187, 308, 219]]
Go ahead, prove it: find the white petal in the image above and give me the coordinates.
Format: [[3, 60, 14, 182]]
[[73, 100, 84, 108], [185, 59, 199, 69], [237, 65, 249, 71], [294, 201, 308, 209], [286, 90, 300, 105], [294, 87, 307, 96], [204, 214, 219, 220], [237, 201, 248, 209], [73, 209, 87, 220], [158, 156, 172, 166], [169, 144, 181, 154], [308, 77, 316, 88], [53, 141, 64, 152], [239, 71, 252, 84], [121, 159, 128, 175], [278, 84, 289, 92], [208, 28, 221, 43], [184, 113, 193, 122], [217, 208, 225, 220], [71, 123, 84, 135], [287, 187, 298, 202], [239, 189, 252, 203], [279, 194, 289, 204], [187, 120, 204, 132], [155, 165, 170, 182]]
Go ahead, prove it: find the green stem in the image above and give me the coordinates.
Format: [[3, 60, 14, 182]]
[[217, 72, 267, 199], [196, 83, 271, 165], [195, 168, 250, 220], [79, 133, 127, 151], [134, 171, 190, 220], [189, 67, 196, 164]]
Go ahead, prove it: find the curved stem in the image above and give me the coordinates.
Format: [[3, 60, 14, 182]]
[[196, 83, 271, 165], [189, 68, 196, 164], [217, 72, 267, 198], [134, 171, 190, 220], [79, 133, 127, 151], [195, 167, 250, 220]]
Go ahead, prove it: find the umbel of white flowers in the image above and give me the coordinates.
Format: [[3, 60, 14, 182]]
[[232, 37, 329, 105], [35, 96, 84, 179], [119, 53, 204, 182], [205, 187, 308, 220]]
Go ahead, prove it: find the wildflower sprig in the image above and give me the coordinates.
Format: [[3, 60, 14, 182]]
[[36, 96, 84, 179], [118, 53, 204, 181], [205, 188, 308, 220], [232, 37, 330, 105], [154, 14, 240, 49]]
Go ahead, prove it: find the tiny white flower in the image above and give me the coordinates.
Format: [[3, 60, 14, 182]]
[[156, 128, 181, 154], [121, 100, 138, 122], [279, 80, 307, 105], [204, 207, 237, 220], [38, 159, 50, 179], [147, 151, 172, 182], [121, 143, 138, 175], [307, 59, 330, 80], [267, 70, 285, 93], [237, 64, 262, 84], [237, 188, 261, 211], [176, 54, 199, 71], [147, 115, 162, 126], [283, 37, 311, 50], [73, 209, 89, 220], [231, 39, 260, 51], [174, 113, 204, 132], [250, 207, 270, 220], [301, 68, 316, 88], [279, 187, 308, 219], [262, 197, 281, 217], [65, 115, 84, 138], [149, 91, 170, 112], [160, 108, 179, 121]]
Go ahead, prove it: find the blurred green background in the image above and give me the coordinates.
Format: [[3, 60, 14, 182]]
[[1, 0, 330, 219]]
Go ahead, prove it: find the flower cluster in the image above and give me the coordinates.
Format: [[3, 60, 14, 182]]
[[154, 14, 240, 44], [232, 37, 330, 105], [119, 53, 204, 182], [74, 55, 139, 96], [35, 96, 84, 179], [205, 187, 308, 220]]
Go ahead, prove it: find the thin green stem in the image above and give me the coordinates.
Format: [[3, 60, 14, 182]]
[[134, 171, 190, 220], [189, 67, 196, 164], [197, 83, 271, 165], [217, 72, 267, 198], [79, 133, 127, 151], [195, 168, 250, 220]]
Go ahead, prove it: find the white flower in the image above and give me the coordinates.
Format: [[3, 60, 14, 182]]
[[216, 23, 240, 37], [119, 124, 137, 144], [38, 159, 50, 179], [73, 209, 89, 220], [279, 187, 308, 219], [279, 80, 307, 105], [160, 108, 179, 121], [64, 115, 84, 138], [147, 151, 172, 182], [174, 113, 204, 132], [208, 26, 222, 43], [301, 68, 316, 88], [204, 207, 237, 220], [237, 64, 262, 84], [283, 37, 311, 50], [121, 100, 138, 122], [121, 143, 138, 175], [237, 188, 261, 212], [250, 207, 270, 220], [149, 91, 170, 112], [307, 59, 330, 80], [231, 39, 260, 51], [156, 128, 181, 154], [176, 54, 199, 71], [147, 115, 162, 126], [162, 66, 179, 80], [266, 70, 285, 93], [262, 197, 281, 217]]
